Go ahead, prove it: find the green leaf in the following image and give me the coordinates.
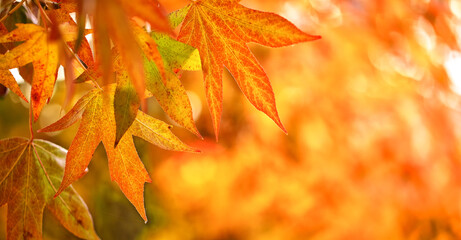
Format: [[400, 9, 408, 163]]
[[152, 33, 201, 71], [168, 5, 192, 29]]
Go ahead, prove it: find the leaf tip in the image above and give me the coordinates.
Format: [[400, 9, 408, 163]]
[[19, 94, 29, 103], [183, 146, 201, 153], [300, 33, 321, 43], [140, 211, 148, 224], [272, 116, 287, 135], [212, 121, 220, 143], [278, 122, 288, 135], [33, 112, 40, 122], [311, 35, 322, 41], [191, 127, 203, 140]]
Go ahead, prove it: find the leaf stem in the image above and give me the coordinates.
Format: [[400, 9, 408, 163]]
[[29, 100, 34, 141], [64, 45, 102, 90], [33, 0, 52, 28]]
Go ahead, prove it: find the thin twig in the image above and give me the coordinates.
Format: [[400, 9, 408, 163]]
[[63, 42, 102, 89], [33, 0, 51, 28], [0, 0, 27, 23]]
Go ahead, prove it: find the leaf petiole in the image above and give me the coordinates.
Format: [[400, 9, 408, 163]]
[[29, 99, 34, 141]]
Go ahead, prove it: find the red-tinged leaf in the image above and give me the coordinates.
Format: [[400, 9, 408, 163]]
[[0, 138, 98, 240], [0, 69, 27, 102], [177, 0, 321, 138], [39, 85, 196, 221]]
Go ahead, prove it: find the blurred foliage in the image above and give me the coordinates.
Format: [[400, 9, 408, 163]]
[[3, 0, 461, 239]]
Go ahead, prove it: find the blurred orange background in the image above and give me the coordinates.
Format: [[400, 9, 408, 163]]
[[3, 0, 461, 239]]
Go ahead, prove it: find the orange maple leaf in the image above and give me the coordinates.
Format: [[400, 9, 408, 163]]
[[0, 23, 87, 121], [0, 24, 59, 121], [39, 85, 198, 222], [177, 0, 320, 139]]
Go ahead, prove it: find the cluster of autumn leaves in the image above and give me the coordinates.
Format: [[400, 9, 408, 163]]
[[0, 0, 319, 239]]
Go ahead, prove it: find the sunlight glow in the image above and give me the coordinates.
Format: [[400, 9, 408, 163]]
[[444, 51, 461, 95]]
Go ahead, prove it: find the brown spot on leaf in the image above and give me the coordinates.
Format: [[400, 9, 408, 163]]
[[31, 92, 41, 102], [24, 231, 34, 239]]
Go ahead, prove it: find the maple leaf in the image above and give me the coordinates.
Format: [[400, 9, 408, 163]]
[[0, 138, 98, 239], [0, 23, 84, 121], [39, 85, 198, 222], [176, 0, 321, 138], [0, 24, 58, 121]]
